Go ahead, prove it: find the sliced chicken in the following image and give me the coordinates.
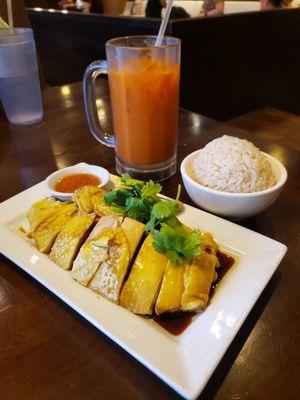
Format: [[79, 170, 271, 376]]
[[73, 185, 105, 214], [201, 232, 218, 256], [87, 215, 123, 241], [71, 216, 120, 286], [120, 217, 145, 261], [88, 218, 144, 304], [33, 203, 76, 253], [92, 193, 125, 217], [27, 198, 62, 233], [155, 260, 185, 315], [49, 215, 95, 270], [181, 251, 219, 312], [88, 228, 130, 303], [120, 234, 168, 315]]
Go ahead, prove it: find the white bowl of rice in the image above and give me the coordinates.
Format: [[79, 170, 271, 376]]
[[180, 135, 287, 219]]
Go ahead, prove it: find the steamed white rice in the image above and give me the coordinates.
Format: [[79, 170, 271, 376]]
[[190, 135, 276, 193]]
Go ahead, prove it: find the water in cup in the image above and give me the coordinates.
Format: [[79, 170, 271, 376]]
[[0, 71, 42, 125], [0, 28, 43, 125]]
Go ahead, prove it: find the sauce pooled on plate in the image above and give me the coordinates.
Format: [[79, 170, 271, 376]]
[[153, 251, 235, 336]]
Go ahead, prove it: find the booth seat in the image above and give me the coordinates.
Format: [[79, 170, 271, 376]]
[[27, 7, 300, 120], [123, 1, 261, 17]]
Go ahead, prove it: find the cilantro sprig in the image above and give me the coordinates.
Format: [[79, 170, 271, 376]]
[[103, 175, 162, 223], [103, 174, 202, 263], [145, 185, 181, 231], [152, 224, 202, 264]]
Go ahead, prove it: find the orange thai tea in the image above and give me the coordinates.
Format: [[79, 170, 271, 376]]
[[108, 56, 180, 166], [83, 36, 181, 181]]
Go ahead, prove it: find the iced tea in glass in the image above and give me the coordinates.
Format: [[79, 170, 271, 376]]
[[83, 36, 181, 181]]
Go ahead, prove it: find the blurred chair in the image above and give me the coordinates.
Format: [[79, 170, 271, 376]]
[[24, 1, 60, 8], [102, 0, 127, 15], [90, 0, 104, 13]]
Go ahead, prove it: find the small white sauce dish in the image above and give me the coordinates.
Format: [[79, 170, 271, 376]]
[[180, 151, 287, 220], [46, 164, 110, 201]]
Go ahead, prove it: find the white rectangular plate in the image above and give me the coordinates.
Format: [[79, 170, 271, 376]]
[[0, 173, 287, 399]]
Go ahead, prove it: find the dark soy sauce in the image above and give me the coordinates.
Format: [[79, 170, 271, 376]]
[[152, 251, 235, 336], [152, 312, 196, 336], [210, 251, 235, 297]]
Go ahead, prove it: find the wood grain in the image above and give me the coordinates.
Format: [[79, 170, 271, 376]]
[[227, 107, 300, 152]]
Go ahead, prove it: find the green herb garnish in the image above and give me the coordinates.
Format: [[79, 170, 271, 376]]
[[141, 180, 162, 199], [124, 197, 151, 222], [120, 173, 142, 187], [104, 174, 202, 263], [103, 189, 134, 206], [152, 224, 202, 264], [145, 185, 181, 231], [103, 175, 161, 223]]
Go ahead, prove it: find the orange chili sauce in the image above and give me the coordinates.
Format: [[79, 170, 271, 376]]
[[54, 173, 100, 193]]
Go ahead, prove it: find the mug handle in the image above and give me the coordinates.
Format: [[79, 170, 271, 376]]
[[83, 60, 114, 148]]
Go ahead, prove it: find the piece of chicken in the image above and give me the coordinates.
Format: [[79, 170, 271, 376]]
[[33, 203, 76, 253], [120, 234, 168, 315], [71, 216, 121, 286], [88, 227, 130, 303], [27, 198, 62, 233], [73, 185, 105, 214], [49, 215, 95, 270], [155, 232, 219, 314], [155, 260, 185, 315], [88, 218, 144, 303], [92, 193, 125, 217], [181, 251, 219, 312], [201, 232, 218, 255], [119, 217, 145, 261]]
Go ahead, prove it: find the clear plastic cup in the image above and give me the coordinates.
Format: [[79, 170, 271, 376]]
[[0, 28, 43, 125]]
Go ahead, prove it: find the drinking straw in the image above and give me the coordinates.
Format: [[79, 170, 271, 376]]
[[155, 0, 174, 47], [6, 0, 14, 28]]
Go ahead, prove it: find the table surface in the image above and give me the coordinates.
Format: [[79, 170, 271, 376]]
[[0, 82, 299, 400], [227, 106, 300, 152]]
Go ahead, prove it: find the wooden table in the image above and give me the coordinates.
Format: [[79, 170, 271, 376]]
[[227, 107, 300, 152], [1, 82, 299, 400]]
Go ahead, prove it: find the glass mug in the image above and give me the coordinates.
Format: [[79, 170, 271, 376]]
[[83, 35, 181, 181]]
